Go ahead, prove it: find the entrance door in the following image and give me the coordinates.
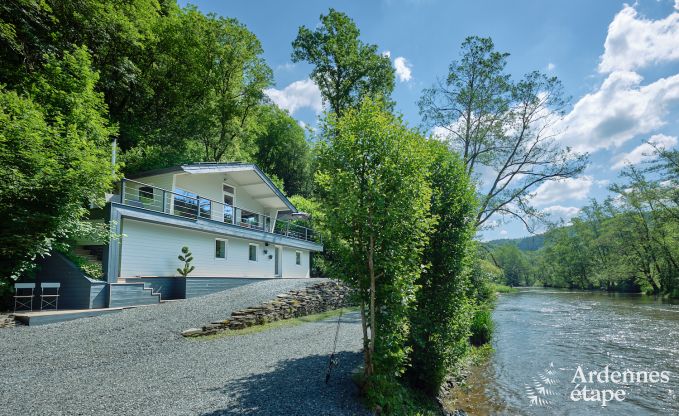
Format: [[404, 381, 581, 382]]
[[274, 246, 282, 277]]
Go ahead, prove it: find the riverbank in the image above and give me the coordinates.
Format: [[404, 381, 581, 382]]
[[351, 344, 495, 416], [440, 344, 495, 413], [489, 283, 518, 293]]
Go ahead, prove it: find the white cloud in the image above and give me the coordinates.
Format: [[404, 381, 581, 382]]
[[382, 50, 391, 58], [542, 205, 581, 223], [264, 79, 323, 115], [275, 62, 296, 72], [547, 62, 556, 71], [558, 71, 679, 153], [598, 4, 679, 73], [555, 4, 679, 154], [394, 56, 412, 82], [531, 176, 595, 206], [499, 229, 508, 236], [611, 134, 678, 170]]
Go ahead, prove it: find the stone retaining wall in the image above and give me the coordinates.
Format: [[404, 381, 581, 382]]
[[182, 280, 353, 337], [0, 314, 17, 329]]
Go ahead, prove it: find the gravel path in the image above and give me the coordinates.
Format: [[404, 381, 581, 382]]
[[0, 279, 370, 416]]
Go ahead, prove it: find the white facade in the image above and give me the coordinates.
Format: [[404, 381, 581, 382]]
[[119, 219, 311, 278], [109, 164, 320, 281]]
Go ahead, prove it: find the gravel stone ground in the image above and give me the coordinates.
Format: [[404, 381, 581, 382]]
[[0, 279, 370, 416]]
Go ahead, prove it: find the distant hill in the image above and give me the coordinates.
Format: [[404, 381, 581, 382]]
[[485, 234, 546, 251]]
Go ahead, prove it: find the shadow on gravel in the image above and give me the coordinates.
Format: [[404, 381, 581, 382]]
[[202, 351, 369, 416]]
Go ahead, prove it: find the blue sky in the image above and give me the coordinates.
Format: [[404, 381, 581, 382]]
[[181, 0, 679, 240]]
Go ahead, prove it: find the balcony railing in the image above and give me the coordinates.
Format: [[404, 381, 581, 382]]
[[120, 178, 320, 243]]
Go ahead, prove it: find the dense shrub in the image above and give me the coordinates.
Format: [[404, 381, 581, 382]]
[[316, 98, 434, 379], [469, 305, 494, 347], [406, 141, 477, 395]]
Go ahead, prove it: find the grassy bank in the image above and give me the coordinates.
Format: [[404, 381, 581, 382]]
[[352, 344, 495, 416], [441, 344, 495, 414], [193, 307, 357, 340], [489, 283, 518, 293]]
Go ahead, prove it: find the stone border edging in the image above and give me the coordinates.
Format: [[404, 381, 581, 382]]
[[182, 281, 354, 337], [0, 314, 17, 329]]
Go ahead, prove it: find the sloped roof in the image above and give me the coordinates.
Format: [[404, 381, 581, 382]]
[[128, 162, 297, 212]]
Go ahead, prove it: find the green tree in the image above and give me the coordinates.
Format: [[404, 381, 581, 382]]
[[0, 0, 164, 120], [292, 9, 395, 117], [0, 46, 117, 280], [494, 244, 529, 287], [315, 98, 433, 380], [254, 105, 312, 196], [407, 140, 477, 395], [122, 6, 273, 170], [419, 36, 587, 231]]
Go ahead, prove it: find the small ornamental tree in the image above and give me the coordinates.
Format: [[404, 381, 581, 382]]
[[407, 140, 477, 395], [176, 246, 195, 277], [315, 98, 434, 381]]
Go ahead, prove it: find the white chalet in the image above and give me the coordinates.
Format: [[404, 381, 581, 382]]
[[32, 163, 322, 310]]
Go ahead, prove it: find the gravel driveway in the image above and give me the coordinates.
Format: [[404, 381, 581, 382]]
[[0, 279, 370, 416]]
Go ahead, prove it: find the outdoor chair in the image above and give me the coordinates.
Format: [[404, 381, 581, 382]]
[[39, 283, 60, 311], [13, 283, 35, 312]]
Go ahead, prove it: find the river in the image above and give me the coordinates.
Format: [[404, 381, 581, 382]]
[[451, 288, 679, 415]]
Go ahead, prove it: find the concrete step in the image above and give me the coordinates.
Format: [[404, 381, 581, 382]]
[[108, 283, 161, 308]]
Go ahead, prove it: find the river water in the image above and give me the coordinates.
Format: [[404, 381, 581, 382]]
[[453, 289, 679, 415]]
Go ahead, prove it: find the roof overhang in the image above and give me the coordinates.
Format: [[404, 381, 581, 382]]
[[128, 163, 297, 212]]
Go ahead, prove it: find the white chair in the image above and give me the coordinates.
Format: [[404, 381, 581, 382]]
[[40, 283, 60, 311], [13, 283, 35, 312]]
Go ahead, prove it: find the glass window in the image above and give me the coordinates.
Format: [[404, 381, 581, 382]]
[[223, 184, 235, 194], [296, 251, 301, 265], [173, 188, 198, 219], [249, 244, 257, 261], [241, 210, 260, 229], [215, 240, 226, 259]]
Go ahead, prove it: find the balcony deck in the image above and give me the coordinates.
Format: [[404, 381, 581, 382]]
[[120, 178, 320, 244]]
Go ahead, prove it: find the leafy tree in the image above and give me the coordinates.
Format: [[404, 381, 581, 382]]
[[493, 244, 530, 287], [0, 0, 164, 118], [315, 98, 433, 381], [419, 36, 587, 231], [254, 105, 312, 196], [0, 46, 117, 281], [292, 9, 395, 117], [287, 195, 329, 277], [123, 6, 273, 168], [534, 142, 679, 296], [407, 140, 477, 395]]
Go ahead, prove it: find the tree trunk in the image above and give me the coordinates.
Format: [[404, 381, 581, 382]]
[[367, 234, 376, 377], [359, 299, 372, 376]]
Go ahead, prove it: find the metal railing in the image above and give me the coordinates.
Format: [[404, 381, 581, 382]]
[[120, 178, 320, 243]]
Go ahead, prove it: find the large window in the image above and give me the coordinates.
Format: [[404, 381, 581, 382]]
[[215, 239, 227, 259], [173, 188, 199, 219], [241, 210, 260, 229], [248, 243, 258, 262]]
